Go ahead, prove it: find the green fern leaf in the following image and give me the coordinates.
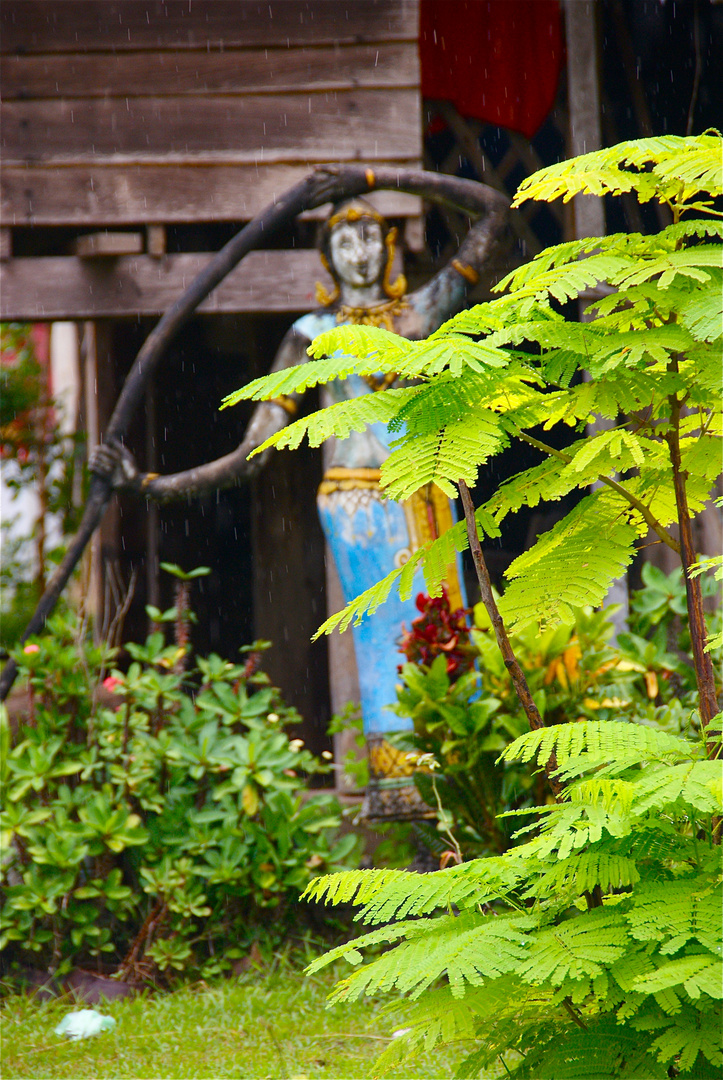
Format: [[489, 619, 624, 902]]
[[306, 323, 410, 367], [302, 866, 404, 908], [381, 413, 508, 499], [633, 953, 722, 1000], [310, 548, 426, 639], [309, 323, 510, 377], [648, 1008, 723, 1073], [626, 881, 722, 955], [498, 492, 640, 631], [543, 850, 641, 897], [659, 218, 723, 243], [512, 134, 723, 210], [311, 505, 500, 639], [631, 760, 723, 816], [499, 720, 695, 770], [305, 858, 524, 927], [520, 910, 629, 986], [326, 910, 530, 1003], [248, 385, 415, 456], [678, 274, 723, 341], [221, 345, 397, 407], [613, 247, 722, 291]]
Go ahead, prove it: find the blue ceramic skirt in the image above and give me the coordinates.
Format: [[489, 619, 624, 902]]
[[317, 471, 466, 736]]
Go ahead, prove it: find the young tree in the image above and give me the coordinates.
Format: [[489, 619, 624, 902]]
[[226, 135, 722, 1078]]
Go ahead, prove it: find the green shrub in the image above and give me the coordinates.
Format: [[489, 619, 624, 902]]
[[1, 610, 358, 981]]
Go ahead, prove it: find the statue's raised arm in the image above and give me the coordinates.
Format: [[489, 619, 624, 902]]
[[91, 168, 508, 504]]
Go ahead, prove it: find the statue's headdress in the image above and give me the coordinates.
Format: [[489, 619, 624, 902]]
[[316, 197, 407, 307]]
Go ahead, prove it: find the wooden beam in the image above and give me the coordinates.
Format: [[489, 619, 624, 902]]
[[1, 42, 419, 99], [1, 90, 421, 165], [0, 250, 341, 320], [0, 228, 11, 261], [0, 1, 418, 53], [2, 162, 422, 227]]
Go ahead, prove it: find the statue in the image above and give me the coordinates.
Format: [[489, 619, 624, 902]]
[[91, 171, 508, 818]]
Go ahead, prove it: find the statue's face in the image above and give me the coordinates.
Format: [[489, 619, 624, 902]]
[[329, 220, 385, 288]]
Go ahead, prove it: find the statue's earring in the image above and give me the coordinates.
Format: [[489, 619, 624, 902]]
[[382, 227, 407, 300], [315, 252, 340, 306]]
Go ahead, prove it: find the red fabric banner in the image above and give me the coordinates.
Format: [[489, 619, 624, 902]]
[[420, 0, 563, 138]]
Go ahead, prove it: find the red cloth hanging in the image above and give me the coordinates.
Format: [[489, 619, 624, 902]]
[[420, 0, 563, 138]]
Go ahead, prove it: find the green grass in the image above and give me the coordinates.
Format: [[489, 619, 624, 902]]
[[1, 959, 478, 1080]]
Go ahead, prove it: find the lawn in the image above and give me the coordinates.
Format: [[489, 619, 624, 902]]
[[1, 957, 489, 1080]]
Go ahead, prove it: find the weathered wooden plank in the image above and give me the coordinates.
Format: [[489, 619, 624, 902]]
[[0, 250, 341, 319], [73, 232, 144, 256], [1, 89, 421, 163], [2, 162, 421, 226], [0, 1, 418, 54], [1, 42, 419, 99]]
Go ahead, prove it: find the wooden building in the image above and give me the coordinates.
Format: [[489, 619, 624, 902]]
[[2, 0, 719, 759]]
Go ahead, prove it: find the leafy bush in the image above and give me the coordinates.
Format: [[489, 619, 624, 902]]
[[1, 610, 357, 982]]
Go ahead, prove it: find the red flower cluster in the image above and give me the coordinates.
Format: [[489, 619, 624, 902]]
[[398, 587, 474, 681]]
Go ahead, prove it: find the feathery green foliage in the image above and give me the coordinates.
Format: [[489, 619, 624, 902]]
[[227, 134, 722, 638], [226, 134, 723, 1076], [303, 718, 722, 1078]]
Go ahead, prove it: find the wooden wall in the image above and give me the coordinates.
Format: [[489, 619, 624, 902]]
[[0, 0, 422, 317]]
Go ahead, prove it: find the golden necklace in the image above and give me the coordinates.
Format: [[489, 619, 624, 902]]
[[336, 297, 407, 391]]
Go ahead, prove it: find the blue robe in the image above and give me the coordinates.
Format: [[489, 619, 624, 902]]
[[295, 312, 466, 738]]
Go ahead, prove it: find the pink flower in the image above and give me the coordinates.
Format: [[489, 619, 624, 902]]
[[103, 675, 123, 693], [23, 644, 40, 654]]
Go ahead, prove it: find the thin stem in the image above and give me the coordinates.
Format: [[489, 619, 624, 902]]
[[562, 996, 589, 1032], [458, 479, 562, 799], [666, 390, 720, 758], [514, 429, 681, 555]]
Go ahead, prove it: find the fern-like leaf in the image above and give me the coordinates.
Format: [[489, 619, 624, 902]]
[[630, 760, 723, 816], [512, 134, 723, 210], [531, 850, 641, 898], [498, 491, 640, 631], [325, 910, 531, 1003], [499, 720, 695, 770], [248, 386, 415, 456], [633, 953, 723, 1000], [304, 858, 524, 925], [627, 880, 722, 955]]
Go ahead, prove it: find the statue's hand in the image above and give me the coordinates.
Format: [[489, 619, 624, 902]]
[[310, 165, 345, 205], [89, 441, 140, 490], [311, 163, 374, 206]]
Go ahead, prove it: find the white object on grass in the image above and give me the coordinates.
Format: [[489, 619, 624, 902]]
[[54, 1010, 116, 1040]]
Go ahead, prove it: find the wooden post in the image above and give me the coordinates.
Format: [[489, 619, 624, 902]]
[[325, 548, 364, 792], [565, 0, 630, 633], [563, 0, 605, 239], [144, 380, 160, 620], [81, 322, 103, 630]]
